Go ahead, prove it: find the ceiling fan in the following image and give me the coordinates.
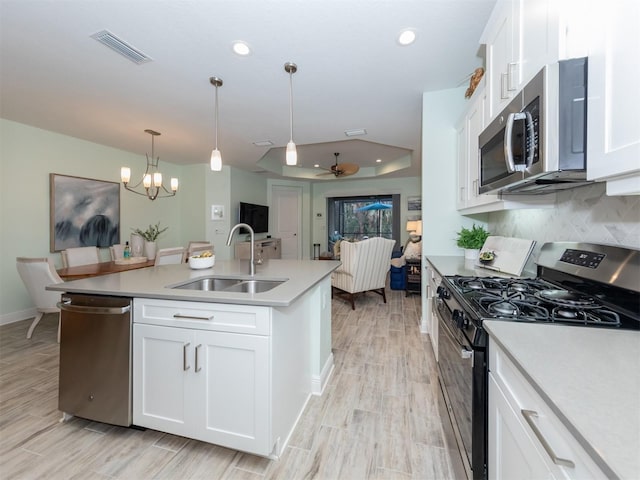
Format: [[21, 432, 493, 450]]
[[316, 152, 360, 178]]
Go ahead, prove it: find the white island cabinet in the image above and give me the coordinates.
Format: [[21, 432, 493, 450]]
[[133, 298, 306, 458]]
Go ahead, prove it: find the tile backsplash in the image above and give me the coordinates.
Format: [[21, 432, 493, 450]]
[[489, 182, 640, 266]]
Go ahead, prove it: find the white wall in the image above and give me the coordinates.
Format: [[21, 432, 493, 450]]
[[421, 87, 488, 255]]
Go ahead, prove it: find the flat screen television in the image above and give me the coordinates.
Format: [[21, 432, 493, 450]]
[[238, 202, 269, 234]]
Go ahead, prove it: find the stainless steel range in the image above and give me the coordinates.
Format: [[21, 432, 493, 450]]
[[435, 242, 640, 480]]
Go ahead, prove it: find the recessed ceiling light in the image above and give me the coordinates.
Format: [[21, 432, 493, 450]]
[[376, 158, 382, 163], [344, 128, 367, 137], [253, 140, 273, 147], [314, 164, 320, 168], [397, 29, 416, 46], [232, 41, 251, 56]]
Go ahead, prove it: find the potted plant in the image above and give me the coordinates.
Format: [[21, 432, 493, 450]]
[[132, 222, 168, 260], [456, 224, 490, 260]]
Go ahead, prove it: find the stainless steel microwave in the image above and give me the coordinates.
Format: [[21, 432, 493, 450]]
[[478, 57, 590, 195]]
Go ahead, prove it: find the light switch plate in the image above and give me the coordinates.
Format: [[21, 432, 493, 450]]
[[211, 205, 224, 221]]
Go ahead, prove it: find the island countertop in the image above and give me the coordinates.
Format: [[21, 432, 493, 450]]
[[48, 259, 341, 307]]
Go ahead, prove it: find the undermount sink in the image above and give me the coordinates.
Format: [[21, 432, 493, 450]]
[[222, 279, 285, 294], [171, 276, 285, 293]]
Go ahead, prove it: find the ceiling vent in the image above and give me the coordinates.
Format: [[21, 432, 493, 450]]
[[90, 30, 152, 65]]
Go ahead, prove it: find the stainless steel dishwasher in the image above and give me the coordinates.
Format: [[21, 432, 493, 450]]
[[58, 293, 132, 427]]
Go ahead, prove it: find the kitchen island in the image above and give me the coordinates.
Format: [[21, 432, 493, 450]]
[[48, 258, 340, 459]]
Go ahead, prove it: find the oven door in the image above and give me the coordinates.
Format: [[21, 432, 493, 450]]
[[437, 302, 474, 478]]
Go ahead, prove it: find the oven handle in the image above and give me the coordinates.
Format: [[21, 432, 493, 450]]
[[521, 409, 575, 468], [437, 308, 473, 360]]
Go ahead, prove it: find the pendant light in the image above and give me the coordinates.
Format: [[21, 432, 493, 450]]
[[210, 76, 223, 171], [284, 62, 298, 166], [120, 129, 178, 200]]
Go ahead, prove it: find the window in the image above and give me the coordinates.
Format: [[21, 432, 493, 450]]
[[327, 195, 400, 251]]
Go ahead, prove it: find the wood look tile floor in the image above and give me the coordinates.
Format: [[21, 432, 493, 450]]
[[0, 287, 465, 479]]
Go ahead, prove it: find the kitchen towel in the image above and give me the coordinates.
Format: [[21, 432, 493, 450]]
[[477, 236, 535, 276]]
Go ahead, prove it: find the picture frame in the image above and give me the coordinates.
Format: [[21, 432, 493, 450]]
[[407, 195, 421, 211], [50, 173, 120, 252]]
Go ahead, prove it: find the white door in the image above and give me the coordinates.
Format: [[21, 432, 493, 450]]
[[272, 186, 301, 259]]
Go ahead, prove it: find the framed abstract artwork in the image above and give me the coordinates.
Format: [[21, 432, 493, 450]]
[[50, 173, 120, 252]]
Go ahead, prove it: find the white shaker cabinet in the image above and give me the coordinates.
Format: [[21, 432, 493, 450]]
[[482, 0, 549, 118], [482, 0, 518, 119], [586, 0, 640, 195], [488, 338, 607, 479], [133, 299, 273, 456]]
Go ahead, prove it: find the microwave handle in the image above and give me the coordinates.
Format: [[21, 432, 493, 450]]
[[524, 111, 535, 169], [504, 112, 527, 173]]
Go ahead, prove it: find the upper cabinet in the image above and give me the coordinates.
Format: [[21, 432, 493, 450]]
[[481, 0, 551, 120], [480, 0, 639, 196], [585, 0, 640, 195]]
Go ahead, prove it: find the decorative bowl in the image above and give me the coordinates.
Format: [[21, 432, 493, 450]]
[[188, 255, 215, 269], [478, 251, 495, 264]]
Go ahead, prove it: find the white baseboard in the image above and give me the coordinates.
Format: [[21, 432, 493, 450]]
[[0, 308, 36, 326], [311, 352, 334, 395]]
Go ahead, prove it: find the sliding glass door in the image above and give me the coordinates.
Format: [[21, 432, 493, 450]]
[[327, 194, 400, 253]]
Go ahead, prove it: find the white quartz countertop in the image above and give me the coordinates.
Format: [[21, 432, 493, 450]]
[[484, 320, 640, 479], [425, 255, 536, 278], [48, 259, 340, 307]]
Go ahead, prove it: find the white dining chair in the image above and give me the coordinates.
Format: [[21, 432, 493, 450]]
[[109, 244, 126, 261], [154, 247, 186, 266], [62, 246, 100, 267], [16, 257, 64, 342]]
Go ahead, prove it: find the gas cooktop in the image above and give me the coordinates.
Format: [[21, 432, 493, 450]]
[[441, 242, 640, 331], [448, 276, 625, 327]]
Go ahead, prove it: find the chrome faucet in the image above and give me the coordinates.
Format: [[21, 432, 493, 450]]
[[226, 223, 255, 276]]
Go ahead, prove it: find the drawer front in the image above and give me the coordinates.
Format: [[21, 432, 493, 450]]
[[489, 340, 607, 479], [134, 298, 270, 335]]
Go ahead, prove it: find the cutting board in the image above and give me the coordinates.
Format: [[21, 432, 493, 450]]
[[477, 236, 535, 276]]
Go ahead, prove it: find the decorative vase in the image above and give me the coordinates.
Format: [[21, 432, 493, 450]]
[[464, 248, 480, 260], [130, 233, 144, 258], [144, 241, 157, 260]]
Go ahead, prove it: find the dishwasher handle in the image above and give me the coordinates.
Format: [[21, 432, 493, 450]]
[[57, 300, 131, 315]]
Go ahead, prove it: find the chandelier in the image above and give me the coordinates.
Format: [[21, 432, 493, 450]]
[[120, 129, 178, 200]]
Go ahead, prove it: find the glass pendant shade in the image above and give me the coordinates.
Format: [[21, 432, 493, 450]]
[[210, 148, 222, 171], [284, 62, 298, 166], [210, 76, 223, 171], [286, 141, 297, 166]]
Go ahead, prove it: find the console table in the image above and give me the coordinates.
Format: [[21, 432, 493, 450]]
[[235, 238, 281, 260]]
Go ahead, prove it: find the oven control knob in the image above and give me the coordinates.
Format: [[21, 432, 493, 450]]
[[436, 286, 449, 299], [453, 309, 466, 329]]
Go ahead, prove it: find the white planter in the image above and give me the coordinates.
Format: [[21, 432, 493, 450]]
[[464, 248, 480, 260], [130, 233, 145, 258], [144, 241, 157, 260]]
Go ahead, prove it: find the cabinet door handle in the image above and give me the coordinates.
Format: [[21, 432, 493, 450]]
[[507, 62, 517, 91], [521, 409, 575, 468], [195, 344, 202, 372], [183, 342, 191, 371], [173, 314, 214, 321], [500, 73, 509, 99]]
